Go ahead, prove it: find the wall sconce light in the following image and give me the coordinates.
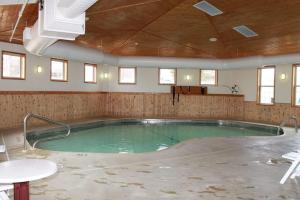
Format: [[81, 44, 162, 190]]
[[100, 72, 109, 79], [185, 75, 191, 81], [37, 66, 42, 73], [280, 73, 286, 80], [104, 73, 109, 79]]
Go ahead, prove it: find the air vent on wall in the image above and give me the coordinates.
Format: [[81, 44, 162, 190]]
[[233, 25, 258, 38], [193, 1, 223, 16]]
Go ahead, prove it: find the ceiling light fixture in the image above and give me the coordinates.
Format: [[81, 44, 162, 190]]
[[193, 1, 223, 16], [209, 37, 218, 42]]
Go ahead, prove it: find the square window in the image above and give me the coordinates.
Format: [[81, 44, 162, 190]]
[[2, 51, 26, 79], [200, 70, 217, 85], [84, 64, 97, 83], [159, 68, 176, 84], [51, 59, 68, 81], [118, 67, 136, 84]]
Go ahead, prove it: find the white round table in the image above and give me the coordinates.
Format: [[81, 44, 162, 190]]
[[0, 159, 57, 200]]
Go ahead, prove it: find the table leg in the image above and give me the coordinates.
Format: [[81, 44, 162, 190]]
[[13, 182, 29, 200]]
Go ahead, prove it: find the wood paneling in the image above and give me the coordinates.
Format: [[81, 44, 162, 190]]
[[0, 92, 107, 129], [106, 92, 244, 119], [0, 91, 244, 130], [1, 91, 300, 130], [243, 101, 300, 125], [3, 1, 300, 58], [0, 4, 37, 43]]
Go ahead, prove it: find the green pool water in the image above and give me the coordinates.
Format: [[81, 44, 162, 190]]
[[28, 121, 279, 153]]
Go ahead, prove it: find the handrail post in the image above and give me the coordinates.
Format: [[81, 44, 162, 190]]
[[23, 113, 32, 151], [291, 115, 298, 133], [278, 115, 298, 135], [23, 113, 71, 151]]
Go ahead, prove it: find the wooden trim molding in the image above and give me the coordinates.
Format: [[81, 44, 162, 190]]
[[84, 63, 97, 84], [291, 64, 300, 107], [1, 50, 26, 80], [50, 58, 68, 82], [118, 66, 137, 84], [0, 91, 108, 95], [158, 68, 177, 85], [0, 91, 244, 97]]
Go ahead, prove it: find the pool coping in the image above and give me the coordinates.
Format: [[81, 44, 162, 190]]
[[25, 118, 287, 154]]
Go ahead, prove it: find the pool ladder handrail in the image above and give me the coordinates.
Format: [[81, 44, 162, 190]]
[[277, 115, 298, 135], [24, 113, 71, 151]]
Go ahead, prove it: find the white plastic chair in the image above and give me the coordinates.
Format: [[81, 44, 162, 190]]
[[0, 145, 13, 200], [0, 185, 13, 200], [0, 145, 5, 153], [280, 151, 300, 184]]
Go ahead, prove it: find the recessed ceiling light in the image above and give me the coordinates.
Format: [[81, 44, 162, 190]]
[[209, 37, 218, 42], [193, 1, 223, 16], [233, 25, 258, 38], [134, 42, 139, 46]]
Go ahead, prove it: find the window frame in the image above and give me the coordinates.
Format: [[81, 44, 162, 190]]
[[118, 67, 137, 85], [158, 68, 177, 85], [200, 69, 218, 86], [50, 58, 68, 82], [292, 64, 300, 107], [84, 63, 97, 84], [257, 66, 276, 105], [1, 51, 26, 80]]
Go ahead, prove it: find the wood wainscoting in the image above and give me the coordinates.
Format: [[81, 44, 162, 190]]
[[244, 101, 300, 125], [0, 91, 245, 130], [0, 91, 107, 129], [3, 91, 299, 130], [106, 93, 245, 119]]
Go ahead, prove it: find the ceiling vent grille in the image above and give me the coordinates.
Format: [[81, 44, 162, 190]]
[[193, 1, 223, 16], [233, 25, 258, 38]]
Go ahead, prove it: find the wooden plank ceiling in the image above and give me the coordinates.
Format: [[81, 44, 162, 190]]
[[1, 0, 300, 58]]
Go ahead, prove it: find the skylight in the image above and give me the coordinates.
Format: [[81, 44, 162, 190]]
[[193, 1, 223, 16], [233, 25, 258, 38]]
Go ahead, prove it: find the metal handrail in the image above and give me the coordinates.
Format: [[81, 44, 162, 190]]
[[277, 115, 298, 135], [24, 113, 71, 151]]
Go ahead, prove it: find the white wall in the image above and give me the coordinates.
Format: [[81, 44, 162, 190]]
[[232, 64, 293, 103], [0, 42, 101, 91], [275, 64, 292, 103], [99, 65, 234, 94], [0, 42, 295, 104]]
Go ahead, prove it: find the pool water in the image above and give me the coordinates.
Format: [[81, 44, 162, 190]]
[[28, 121, 279, 153]]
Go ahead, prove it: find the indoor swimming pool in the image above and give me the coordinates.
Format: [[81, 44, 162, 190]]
[[27, 119, 283, 153]]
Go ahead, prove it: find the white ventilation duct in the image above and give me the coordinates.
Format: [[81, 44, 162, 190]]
[[0, 0, 37, 5], [23, 0, 97, 55], [43, 41, 300, 69], [57, 0, 97, 18]]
